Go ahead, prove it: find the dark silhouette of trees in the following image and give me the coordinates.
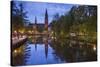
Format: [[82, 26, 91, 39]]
[[11, 1, 29, 32]]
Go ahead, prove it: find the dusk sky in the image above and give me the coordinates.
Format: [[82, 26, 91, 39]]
[[14, 1, 74, 24]]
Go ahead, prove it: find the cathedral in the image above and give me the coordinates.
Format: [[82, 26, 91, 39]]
[[32, 9, 49, 34]]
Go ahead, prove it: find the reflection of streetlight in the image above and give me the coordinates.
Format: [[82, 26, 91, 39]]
[[14, 30, 17, 33], [14, 50, 18, 53], [14, 49, 22, 54], [93, 45, 96, 51]]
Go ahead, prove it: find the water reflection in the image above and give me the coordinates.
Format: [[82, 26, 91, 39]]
[[12, 35, 97, 66], [12, 45, 25, 66], [23, 35, 65, 65], [50, 38, 97, 62]]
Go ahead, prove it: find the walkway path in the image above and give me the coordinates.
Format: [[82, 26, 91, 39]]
[[12, 36, 27, 50]]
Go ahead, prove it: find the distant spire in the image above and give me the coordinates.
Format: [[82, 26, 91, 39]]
[[33, 16, 37, 33], [35, 16, 37, 24], [45, 9, 48, 23], [45, 9, 48, 31]]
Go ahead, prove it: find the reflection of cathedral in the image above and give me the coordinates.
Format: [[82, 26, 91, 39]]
[[32, 9, 49, 59], [44, 39, 48, 59]]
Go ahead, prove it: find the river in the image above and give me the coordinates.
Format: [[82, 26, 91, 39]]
[[12, 36, 97, 66]]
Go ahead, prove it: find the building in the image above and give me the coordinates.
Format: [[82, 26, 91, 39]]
[[26, 9, 49, 34]]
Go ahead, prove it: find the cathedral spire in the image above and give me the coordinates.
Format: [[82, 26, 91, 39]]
[[33, 16, 37, 33], [45, 9, 48, 31], [35, 16, 37, 24]]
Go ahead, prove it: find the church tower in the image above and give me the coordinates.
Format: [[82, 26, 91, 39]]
[[33, 16, 37, 34], [35, 16, 37, 29], [45, 9, 48, 31]]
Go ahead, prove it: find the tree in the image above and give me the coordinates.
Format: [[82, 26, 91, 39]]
[[50, 5, 97, 42], [11, 1, 29, 32]]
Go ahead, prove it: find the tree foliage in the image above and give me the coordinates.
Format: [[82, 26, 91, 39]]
[[11, 1, 29, 32], [51, 5, 97, 42]]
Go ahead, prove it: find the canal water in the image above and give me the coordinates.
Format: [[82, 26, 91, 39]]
[[12, 36, 97, 66], [24, 36, 65, 65]]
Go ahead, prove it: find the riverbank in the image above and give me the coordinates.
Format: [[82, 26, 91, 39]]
[[12, 36, 27, 51]]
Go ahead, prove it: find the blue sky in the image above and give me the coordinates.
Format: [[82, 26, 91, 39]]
[[14, 1, 74, 24]]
